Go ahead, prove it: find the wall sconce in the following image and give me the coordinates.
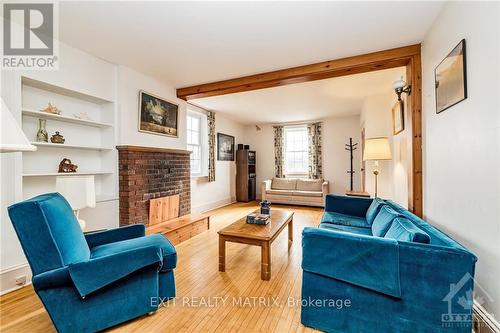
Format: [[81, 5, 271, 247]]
[[393, 76, 411, 101]]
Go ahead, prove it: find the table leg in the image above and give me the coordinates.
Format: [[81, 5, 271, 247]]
[[288, 218, 293, 246], [219, 236, 225, 272], [261, 241, 271, 280]]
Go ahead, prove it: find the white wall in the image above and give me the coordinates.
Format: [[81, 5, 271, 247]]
[[244, 115, 361, 198], [1, 42, 119, 293], [191, 113, 245, 213], [360, 91, 410, 207], [422, 1, 500, 321], [117, 66, 187, 149], [322, 116, 361, 194]]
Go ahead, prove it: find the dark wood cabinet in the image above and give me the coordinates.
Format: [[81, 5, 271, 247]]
[[236, 150, 256, 202]]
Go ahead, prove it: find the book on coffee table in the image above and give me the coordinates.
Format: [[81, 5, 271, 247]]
[[246, 213, 270, 225]]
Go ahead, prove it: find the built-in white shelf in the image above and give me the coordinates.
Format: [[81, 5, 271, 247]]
[[31, 142, 113, 151], [96, 194, 119, 202], [21, 76, 118, 210], [22, 109, 113, 128], [23, 171, 113, 177]]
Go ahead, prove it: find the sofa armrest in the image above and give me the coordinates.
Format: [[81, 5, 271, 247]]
[[85, 224, 146, 249], [325, 194, 373, 217], [302, 227, 401, 298], [261, 180, 272, 201], [321, 181, 329, 194], [321, 181, 329, 205], [68, 245, 162, 298]]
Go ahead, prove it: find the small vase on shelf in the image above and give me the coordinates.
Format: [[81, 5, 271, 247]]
[[36, 119, 48, 142]]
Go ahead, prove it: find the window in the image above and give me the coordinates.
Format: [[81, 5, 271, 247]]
[[187, 111, 208, 176], [284, 126, 309, 175]]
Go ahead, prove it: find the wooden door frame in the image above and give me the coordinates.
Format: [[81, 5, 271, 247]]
[[177, 44, 423, 216]]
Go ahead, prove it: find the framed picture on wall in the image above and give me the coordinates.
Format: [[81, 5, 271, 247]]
[[138, 91, 179, 137], [217, 133, 235, 161], [392, 100, 405, 135], [435, 39, 467, 114]]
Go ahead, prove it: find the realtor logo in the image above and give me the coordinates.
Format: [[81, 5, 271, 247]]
[[441, 272, 494, 327], [2, 2, 58, 69]]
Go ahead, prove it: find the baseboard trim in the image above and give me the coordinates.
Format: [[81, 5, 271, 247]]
[[192, 197, 237, 215], [0, 263, 32, 296], [474, 300, 500, 333]]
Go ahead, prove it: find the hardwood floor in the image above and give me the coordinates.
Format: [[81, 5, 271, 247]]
[[0, 202, 323, 333]]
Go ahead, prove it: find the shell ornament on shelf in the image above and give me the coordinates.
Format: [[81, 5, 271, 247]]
[[41, 103, 61, 115]]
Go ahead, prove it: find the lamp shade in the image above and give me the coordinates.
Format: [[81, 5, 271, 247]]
[[1, 98, 36, 153], [363, 137, 392, 161], [56, 176, 96, 210], [393, 76, 406, 90]]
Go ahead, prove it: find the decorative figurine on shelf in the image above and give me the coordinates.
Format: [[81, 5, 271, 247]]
[[50, 131, 65, 144], [58, 158, 78, 173], [345, 137, 358, 192], [41, 102, 61, 115], [36, 119, 48, 142], [260, 200, 271, 215]]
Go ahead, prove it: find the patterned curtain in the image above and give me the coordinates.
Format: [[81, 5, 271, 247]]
[[207, 111, 216, 182], [307, 122, 323, 179], [273, 126, 285, 178]]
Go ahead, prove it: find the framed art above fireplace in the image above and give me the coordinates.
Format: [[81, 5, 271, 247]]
[[138, 90, 179, 137]]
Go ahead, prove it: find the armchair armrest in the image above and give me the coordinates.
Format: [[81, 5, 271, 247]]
[[33, 266, 72, 291], [302, 227, 401, 298], [85, 224, 145, 249], [325, 194, 373, 217], [68, 245, 162, 298]]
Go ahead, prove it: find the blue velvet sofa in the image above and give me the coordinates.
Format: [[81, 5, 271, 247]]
[[8, 193, 177, 333], [301, 194, 477, 333]]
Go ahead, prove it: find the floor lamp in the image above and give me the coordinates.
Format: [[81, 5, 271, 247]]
[[363, 137, 392, 198]]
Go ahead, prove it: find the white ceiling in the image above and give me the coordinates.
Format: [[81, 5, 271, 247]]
[[190, 67, 405, 124], [59, 1, 444, 88]]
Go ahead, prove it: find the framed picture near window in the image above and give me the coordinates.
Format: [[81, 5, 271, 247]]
[[138, 91, 179, 137], [435, 39, 467, 114], [392, 100, 405, 135], [217, 133, 235, 161]]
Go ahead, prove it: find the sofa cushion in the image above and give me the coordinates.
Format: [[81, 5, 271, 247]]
[[365, 197, 385, 225], [371, 205, 401, 237], [296, 179, 323, 191], [91, 234, 177, 271], [319, 223, 373, 236], [267, 189, 296, 196], [271, 178, 297, 190], [321, 212, 370, 229], [294, 190, 322, 197], [384, 217, 431, 243]]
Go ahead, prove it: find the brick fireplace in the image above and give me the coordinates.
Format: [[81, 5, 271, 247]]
[[116, 145, 191, 226]]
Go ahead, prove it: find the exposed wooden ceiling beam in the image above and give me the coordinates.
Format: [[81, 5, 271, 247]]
[[176, 44, 420, 100]]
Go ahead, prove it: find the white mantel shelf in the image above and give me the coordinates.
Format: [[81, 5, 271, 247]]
[[23, 171, 113, 177], [31, 142, 113, 151], [22, 109, 113, 128]]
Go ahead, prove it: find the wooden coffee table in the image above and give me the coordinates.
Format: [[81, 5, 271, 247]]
[[218, 210, 294, 281]]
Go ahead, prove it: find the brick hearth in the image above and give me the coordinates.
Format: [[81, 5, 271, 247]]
[[116, 145, 191, 226]]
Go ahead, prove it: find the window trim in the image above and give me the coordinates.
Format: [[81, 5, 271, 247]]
[[187, 110, 208, 177], [283, 125, 309, 176]]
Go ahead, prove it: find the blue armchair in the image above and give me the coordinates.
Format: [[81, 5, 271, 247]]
[[8, 193, 177, 333]]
